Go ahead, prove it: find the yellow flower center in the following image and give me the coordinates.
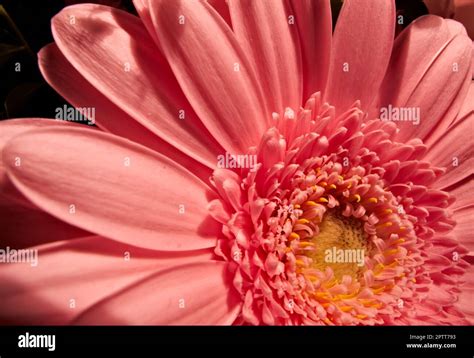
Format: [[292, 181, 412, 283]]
[[306, 211, 370, 281]]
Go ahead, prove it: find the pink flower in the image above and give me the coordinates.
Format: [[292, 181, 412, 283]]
[[0, 0, 472, 325]]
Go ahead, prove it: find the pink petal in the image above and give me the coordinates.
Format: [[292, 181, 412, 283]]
[[0, 118, 75, 207], [425, 66, 473, 146], [454, 263, 474, 323], [3, 127, 219, 251], [324, 0, 395, 112], [289, 0, 332, 100], [452, 206, 474, 252], [404, 36, 471, 144], [0, 118, 72, 165], [146, 0, 268, 153], [132, 0, 161, 48], [376, 16, 472, 142], [425, 285, 457, 306], [454, 81, 474, 125], [377, 16, 450, 115], [425, 113, 473, 189], [207, 0, 233, 28], [228, 0, 302, 111], [51, 4, 223, 169], [38, 43, 213, 184], [74, 261, 241, 324], [450, 177, 474, 211], [0, 236, 214, 324]]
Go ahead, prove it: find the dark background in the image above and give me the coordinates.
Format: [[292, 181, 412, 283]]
[[0, 0, 428, 122], [0, 0, 137, 121]]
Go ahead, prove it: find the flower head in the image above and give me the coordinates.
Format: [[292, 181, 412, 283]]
[[0, 0, 472, 325]]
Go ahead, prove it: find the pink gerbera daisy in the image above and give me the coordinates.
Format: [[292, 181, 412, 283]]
[[0, 0, 472, 325]]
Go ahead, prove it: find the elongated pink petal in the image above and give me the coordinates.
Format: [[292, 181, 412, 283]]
[[401, 35, 471, 144], [0, 118, 77, 207], [450, 177, 474, 211], [289, 0, 331, 100], [425, 113, 473, 189], [132, 0, 161, 48], [0, 118, 74, 169], [452, 206, 474, 253], [207, 0, 232, 27], [228, 0, 302, 111], [74, 261, 240, 324], [324, 0, 395, 112], [38, 43, 213, 184], [377, 17, 449, 113], [146, 0, 268, 153], [3, 127, 219, 251], [425, 65, 473, 145], [0, 236, 214, 324], [51, 4, 223, 169], [453, 81, 474, 125], [376, 16, 472, 142], [455, 265, 474, 323]]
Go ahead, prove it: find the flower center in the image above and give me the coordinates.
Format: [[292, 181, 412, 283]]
[[306, 211, 369, 281], [209, 94, 442, 325]]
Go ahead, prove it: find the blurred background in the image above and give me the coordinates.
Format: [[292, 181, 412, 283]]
[[0, 0, 136, 121]]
